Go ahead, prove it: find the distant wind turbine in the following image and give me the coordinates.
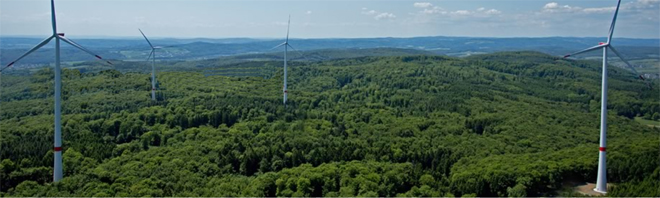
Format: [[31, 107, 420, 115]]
[[271, 15, 303, 105], [1, 0, 111, 182], [139, 29, 161, 101], [563, 0, 649, 194]]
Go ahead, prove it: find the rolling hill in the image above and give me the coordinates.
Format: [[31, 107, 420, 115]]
[[0, 51, 657, 196]]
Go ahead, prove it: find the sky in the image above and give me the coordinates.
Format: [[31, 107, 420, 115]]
[[0, 0, 658, 39]]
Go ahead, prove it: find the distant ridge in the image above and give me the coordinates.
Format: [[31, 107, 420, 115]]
[[1, 36, 658, 66]]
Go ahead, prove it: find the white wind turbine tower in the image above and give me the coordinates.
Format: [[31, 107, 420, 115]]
[[138, 29, 160, 101], [563, 0, 648, 194], [272, 15, 303, 105], [1, 0, 112, 182]]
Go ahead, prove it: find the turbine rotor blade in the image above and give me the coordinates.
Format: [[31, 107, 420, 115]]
[[146, 50, 154, 62], [286, 44, 304, 58], [607, 0, 622, 43], [58, 35, 89, 50], [271, 42, 286, 50], [2, 35, 55, 71], [138, 28, 155, 49], [286, 15, 291, 43], [563, 45, 607, 58], [50, 0, 57, 35], [58, 36, 112, 65], [609, 45, 644, 80]]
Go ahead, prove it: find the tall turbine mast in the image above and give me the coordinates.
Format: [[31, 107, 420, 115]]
[[285, 16, 289, 106], [271, 15, 303, 105], [139, 29, 159, 101], [563, 0, 648, 194], [2, 0, 111, 182]]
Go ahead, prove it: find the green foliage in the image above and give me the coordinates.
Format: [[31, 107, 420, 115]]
[[0, 52, 658, 196], [608, 167, 660, 197], [507, 183, 527, 197]]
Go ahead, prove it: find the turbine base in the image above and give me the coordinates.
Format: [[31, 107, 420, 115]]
[[574, 182, 609, 196], [593, 188, 607, 194]]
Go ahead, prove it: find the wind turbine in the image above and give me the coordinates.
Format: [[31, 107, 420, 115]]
[[271, 15, 303, 105], [563, 0, 648, 194], [138, 29, 160, 101], [1, 0, 111, 182]]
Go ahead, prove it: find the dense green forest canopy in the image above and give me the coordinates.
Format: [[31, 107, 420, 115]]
[[0, 51, 658, 197]]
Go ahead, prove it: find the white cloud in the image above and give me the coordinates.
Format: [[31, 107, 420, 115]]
[[412, 2, 446, 14], [627, 0, 660, 9], [484, 9, 502, 15], [362, 8, 396, 20], [638, 0, 660, 5], [362, 9, 377, 15], [374, 12, 396, 20], [582, 7, 616, 13], [540, 1, 657, 14], [414, 2, 433, 8], [451, 10, 472, 15], [541, 2, 582, 13], [422, 7, 445, 14], [473, 7, 501, 15], [414, 4, 500, 16], [306, 11, 312, 15], [543, 2, 559, 9]]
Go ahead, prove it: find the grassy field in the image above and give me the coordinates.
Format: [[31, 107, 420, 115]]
[[605, 58, 660, 78], [635, 117, 660, 128], [631, 59, 660, 74]]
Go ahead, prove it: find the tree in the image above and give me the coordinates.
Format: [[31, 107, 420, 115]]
[[507, 184, 527, 197]]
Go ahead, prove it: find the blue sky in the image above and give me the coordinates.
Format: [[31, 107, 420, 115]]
[[0, 0, 658, 39]]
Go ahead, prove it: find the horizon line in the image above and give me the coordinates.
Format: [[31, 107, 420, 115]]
[[1, 35, 659, 40]]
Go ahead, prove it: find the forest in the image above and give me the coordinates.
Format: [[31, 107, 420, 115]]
[[0, 51, 658, 197]]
